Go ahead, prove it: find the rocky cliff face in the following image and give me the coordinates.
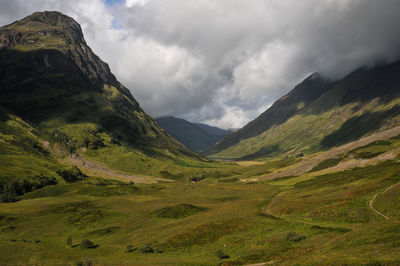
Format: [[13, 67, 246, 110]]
[[0, 11, 115, 84]]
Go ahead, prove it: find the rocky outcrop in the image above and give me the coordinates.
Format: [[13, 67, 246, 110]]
[[0, 11, 116, 84]]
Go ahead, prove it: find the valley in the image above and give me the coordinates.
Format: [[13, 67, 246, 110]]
[[1, 10, 400, 266], [2, 118, 400, 265]]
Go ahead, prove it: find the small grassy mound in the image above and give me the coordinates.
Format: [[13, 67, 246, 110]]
[[54, 201, 104, 226], [218, 177, 239, 183], [354, 151, 386, 159], [348, 140, 392, 159], [213, 196, 240, 202], [309, 158, 342, 172], [157, 218, 249, 250], [153, 204, 207, 219], [86, 226, 121, 236], [286, 231, 306, 242], [0, 175, 58, 202], [310, 225, 352, 233], [76, 184, 140, 197], [21, 184, 71, 199]]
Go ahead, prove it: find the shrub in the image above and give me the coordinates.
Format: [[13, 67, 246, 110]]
[[215, 250, 230, 259], [66, 236, 72, 247], [125, 245, 136, 253], [57, 166, 87, 182], [139, 244, 154, 253], [80, 239, 97, 249], [90, 140, 105, 150], [75, 258, 93, 266], [286, 231, 306, 242]]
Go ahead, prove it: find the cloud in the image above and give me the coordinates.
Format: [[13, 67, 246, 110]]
[[125, 0, 148, 7], [0, 0, 400, 129]]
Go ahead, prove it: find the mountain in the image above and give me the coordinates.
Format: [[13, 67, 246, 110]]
[[155, 116, 232, 152], [210, 61, 400, 159], [193, 123, 233, 139], [0, 11, 201, 198], [0, 11, 174, 150]]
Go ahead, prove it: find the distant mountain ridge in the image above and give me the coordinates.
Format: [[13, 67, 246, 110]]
[[210, 61, 400, 159], [156, 116, 232, 152]]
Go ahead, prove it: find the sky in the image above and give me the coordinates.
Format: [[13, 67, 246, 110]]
[[1, 0, 400, 129]]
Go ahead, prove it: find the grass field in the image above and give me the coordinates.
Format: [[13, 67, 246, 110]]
[[1, 151, 400, 265], [1, 113, 400, 265]]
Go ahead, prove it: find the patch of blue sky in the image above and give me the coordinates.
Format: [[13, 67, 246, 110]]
[[104, 0, 125, 29], [105, 0, 125, 7]]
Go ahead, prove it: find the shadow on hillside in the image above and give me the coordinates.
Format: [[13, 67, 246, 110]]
[[320, 105, 400, 149]]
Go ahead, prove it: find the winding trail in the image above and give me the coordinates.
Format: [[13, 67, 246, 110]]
[[368, 182, 400, 220], [67, 154, 174, 184], [263, 191, 289, 218], [369, 194, 389, 220]]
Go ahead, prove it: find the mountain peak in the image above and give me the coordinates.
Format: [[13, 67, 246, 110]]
[[22, 11, 80, 28], [2, 11, 85, 46], [0, 11, 115, 84]]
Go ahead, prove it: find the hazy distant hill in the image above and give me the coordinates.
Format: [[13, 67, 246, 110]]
[[156, 116, 232, 152], [209, 61, 400, 159]]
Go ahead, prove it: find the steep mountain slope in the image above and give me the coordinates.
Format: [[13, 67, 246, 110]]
[[208, 74, 332, 155], [155, 116, 231, 152], [211, 61, 400, 159], [0, 11, 201, 199], [0, 11, 185, 152]]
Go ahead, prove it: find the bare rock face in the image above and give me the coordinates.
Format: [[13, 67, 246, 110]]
[[0, 11, 115, 84]]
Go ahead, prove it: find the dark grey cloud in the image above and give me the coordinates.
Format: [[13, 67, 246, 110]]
[[1, 0, 400, 128]]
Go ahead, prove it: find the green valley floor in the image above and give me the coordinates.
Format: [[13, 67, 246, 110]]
[[1, 133, 400, 265]]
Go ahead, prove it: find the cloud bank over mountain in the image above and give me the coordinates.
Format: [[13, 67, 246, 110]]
[[1, 0, 399, 128]]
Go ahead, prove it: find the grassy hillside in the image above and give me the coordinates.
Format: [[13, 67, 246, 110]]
[[212, 61, 400, 159]]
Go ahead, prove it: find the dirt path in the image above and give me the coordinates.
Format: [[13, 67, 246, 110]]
[[369, 194, 389, 220], [368, 182, 400, 220], [67, 154, 173, 184], [263, 191, 289, 217], [245, 262, 275, 266]]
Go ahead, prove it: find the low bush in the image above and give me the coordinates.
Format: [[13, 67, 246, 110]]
[[139, 244, 154, 253], [215, 250, 230, 259], [286, 231, 306, 242], [57, 166, 87, 182], [75, 258, 93, 266], [125, 245, 137, 253], [80, 239, 98, 249]]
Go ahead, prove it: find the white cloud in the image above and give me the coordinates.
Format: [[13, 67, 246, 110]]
[[0, 0, 400, 129], [125, 0, 148, 7]]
